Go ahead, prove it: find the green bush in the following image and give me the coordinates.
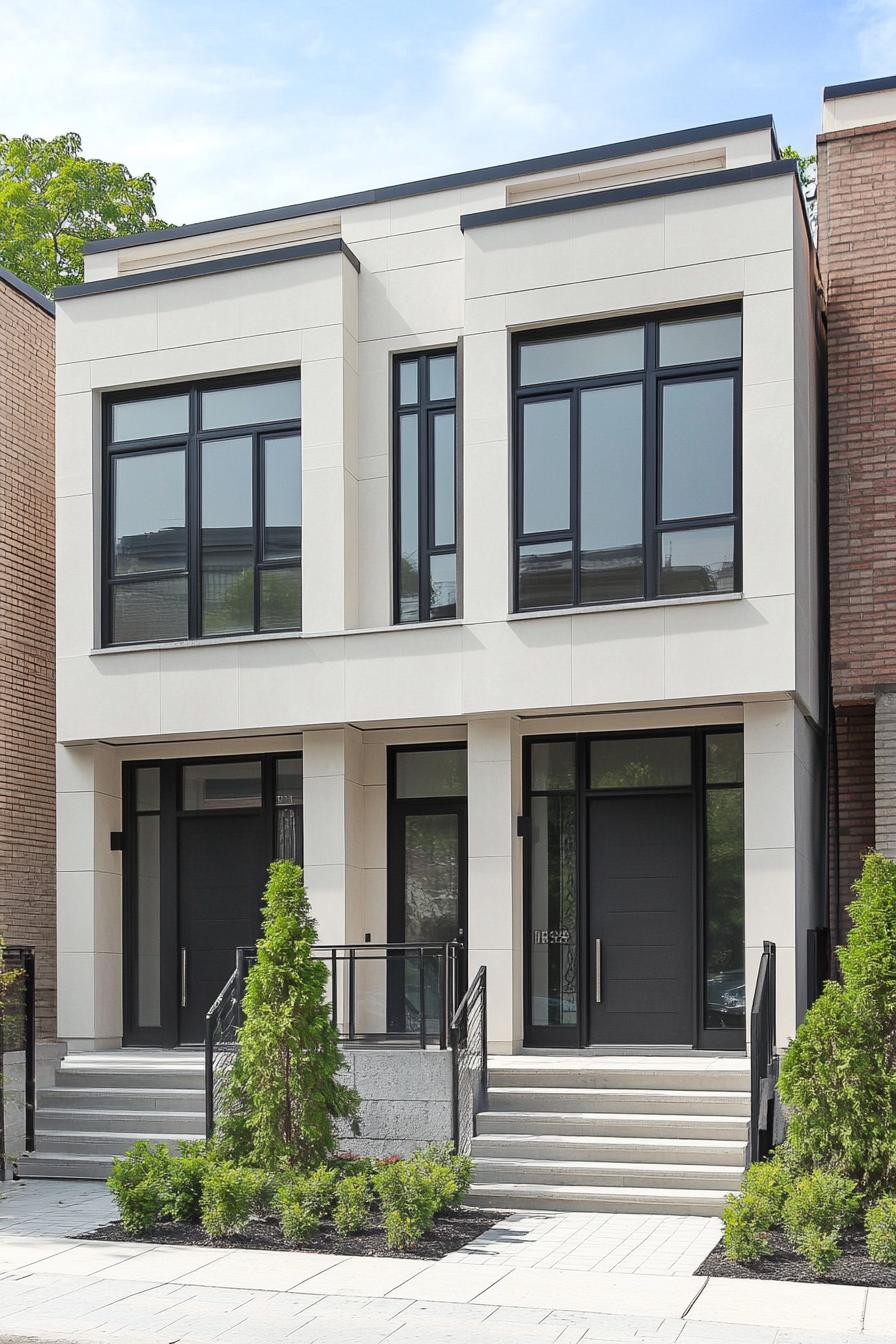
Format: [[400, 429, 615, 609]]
[[216, 861, 360, 1170], [781, 1170, 860, 1274], [274, 1175, 321, 1246], [410, 1142, 473, 1209], [722, 1192, 772, 1263], [333, 1174, 372, 1235], [108, 1141, 170, 1234], [374, 1161, 440, 1250], [200, 1162, 255, 1238], [162, 1153, 208, 1225], [778, 852, 896, 1192], [799, 1226, 842, 1276], [867, 1194, 896, 1265]]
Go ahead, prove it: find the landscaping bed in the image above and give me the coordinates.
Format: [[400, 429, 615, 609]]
[[700, 1227, 896, 1290], [81, 1205, 503, 1261]]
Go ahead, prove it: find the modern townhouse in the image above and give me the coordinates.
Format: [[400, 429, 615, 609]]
[[31, 110, 824, 1213], [0, 267, 56, 1042], [818, 76, 896, 948]]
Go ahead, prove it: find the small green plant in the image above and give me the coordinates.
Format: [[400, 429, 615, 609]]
[[867, 1194, 896, 1265], [781, 1169, 860, 1274], [722, 1192, 772, 1263], [303, 1164, 341, 1217], [161, 1145, 211, 1224], [274, 1176, 321, 1245], [374, 1161, 440, 1250], [333, 1173, 372, 1235], [410, 1142, 473, 1209], [107, 1141, 170, 1234], [799, 1226, 842, 1276], [200, 1162, 255, 1238]]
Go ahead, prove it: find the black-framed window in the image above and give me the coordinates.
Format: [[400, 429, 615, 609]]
[[393, 350, 458, 623], [103, 372, 302, 646], [513, 307, 741, 612]]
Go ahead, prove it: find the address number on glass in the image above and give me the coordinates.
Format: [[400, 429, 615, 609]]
[[533, 929, 571, 945]]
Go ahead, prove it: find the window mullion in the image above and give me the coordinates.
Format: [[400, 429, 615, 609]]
[[571, 388, 581, 607], [644, 322, 659, 600], [253, 430, 262, 633], [188, 387, 201, 640], [419, 387, 430, 622]]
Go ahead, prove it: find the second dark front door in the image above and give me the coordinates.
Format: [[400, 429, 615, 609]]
[[177, 812, 268, 1043], [588, 792, 694, 1045]]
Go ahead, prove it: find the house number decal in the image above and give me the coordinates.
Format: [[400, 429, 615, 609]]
[[533, 929, 571, 945]]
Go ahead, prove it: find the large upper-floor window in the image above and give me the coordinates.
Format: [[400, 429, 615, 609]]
[[512, 308, 741, 611], [103, 372, 301, 646], [393, 350, 458, 624]]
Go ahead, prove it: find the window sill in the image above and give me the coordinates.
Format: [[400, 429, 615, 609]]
[[88, 618, 464, 657], [506, 591, 743, 622]]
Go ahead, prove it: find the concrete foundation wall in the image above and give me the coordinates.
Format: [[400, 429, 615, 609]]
[[335, 1048, 452, 1159]]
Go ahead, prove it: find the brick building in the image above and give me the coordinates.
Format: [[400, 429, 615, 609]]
[[0, 267, 56, 1039], [818, 77, 896, 943]]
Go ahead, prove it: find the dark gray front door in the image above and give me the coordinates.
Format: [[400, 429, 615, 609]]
[[588, 793, 694, 1045], [177, 813, 268, 1043]]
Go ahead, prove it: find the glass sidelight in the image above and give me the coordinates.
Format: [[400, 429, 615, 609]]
[[703, 731, 745, 1032], [528, 741, 578, 1033], [388, 746, 467, 1036]]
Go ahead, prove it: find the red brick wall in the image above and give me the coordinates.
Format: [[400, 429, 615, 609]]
[[829, 703, 875, 942], [0, 278, 55, 1039]]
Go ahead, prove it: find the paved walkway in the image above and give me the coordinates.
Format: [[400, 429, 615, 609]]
[[0, 1180, 895, 1343]]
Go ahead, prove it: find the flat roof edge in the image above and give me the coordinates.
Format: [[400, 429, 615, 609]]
[[82, 115, 777, 257], [0, 266, 55, 316], [824, 74, 896, 99], [459, 158, 799, 231], [55, 237, 359, 301]]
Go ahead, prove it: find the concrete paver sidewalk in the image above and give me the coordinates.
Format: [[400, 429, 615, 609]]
[[0, 1179, 894, 1343]]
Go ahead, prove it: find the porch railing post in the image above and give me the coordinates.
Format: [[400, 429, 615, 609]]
[[418, 949, 426, 1049], [348, 948, 356, 1042], [23, 949, 35, 1152], [438, 946, 448, 1050]]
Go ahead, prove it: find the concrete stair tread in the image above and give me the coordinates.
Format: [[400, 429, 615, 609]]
[[465, 1182, 731, 1212], [37, 1108, 202, 1121], [473, 1131, 744, 1150], [475, 1156, 742, 1176], [40, 1086, 205, 1098], [480, 1109, 748, 1125]]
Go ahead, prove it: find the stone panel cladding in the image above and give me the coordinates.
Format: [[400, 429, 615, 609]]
[[0, 276, 55, 1038]]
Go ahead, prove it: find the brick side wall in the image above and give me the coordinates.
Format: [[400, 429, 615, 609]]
[[0, 279, 56, 1039], [818, 121, 896, 704], [829, 703, 875, 940]]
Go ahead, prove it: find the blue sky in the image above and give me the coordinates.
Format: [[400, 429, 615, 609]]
[[1, 0, 894, 225]]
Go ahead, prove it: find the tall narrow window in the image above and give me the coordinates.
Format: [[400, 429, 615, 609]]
[[104, 373, 301, 645], [393, 351, 457, 623], [514, 309, 741, 610]]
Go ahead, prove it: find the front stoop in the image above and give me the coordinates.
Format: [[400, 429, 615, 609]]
[[466, 1055, 750, 1215], [16, 1050, 206, 1180]]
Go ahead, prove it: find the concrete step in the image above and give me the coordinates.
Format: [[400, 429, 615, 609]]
[[471, 1131, 747, 1166], [485, 1086, 750, 1116], [464, 1181, 732, 1215], [37, 1087, 205, 1113], [476, 1109, 748, 1141], [27, 1130, 191, 1157], [472, 1155, 741, 1190], [17, 1152, 113, 1181], [57, 1067, 204, 1092], [36, 1108, 205, 1136], [487, 1061, 749, 1093]]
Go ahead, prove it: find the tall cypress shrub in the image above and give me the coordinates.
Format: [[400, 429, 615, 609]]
[[217, 862, 359, 1169]]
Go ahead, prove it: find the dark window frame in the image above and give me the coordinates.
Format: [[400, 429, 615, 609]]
[[391, 349, 459, 625], [512, 304, 742, 613], [102, 369, 301, 647]]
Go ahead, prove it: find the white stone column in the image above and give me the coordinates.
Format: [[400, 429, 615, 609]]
[[460, 327, 510, 622], [301, 727, 363, 947], [56, 743, 122, 1049], [743, 700, 800, 1048], [301, 256, 360, 634], [466, 716, 522, 1052]]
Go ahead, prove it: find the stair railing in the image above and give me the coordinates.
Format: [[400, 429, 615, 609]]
[[0, 944, 36, 1179], [204, 946, 255, 1140], [450, 965, 487, 1156], [749, 939, 778, 1165]]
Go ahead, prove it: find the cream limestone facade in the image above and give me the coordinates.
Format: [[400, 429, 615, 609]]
[[55, 116, 823, 1055]]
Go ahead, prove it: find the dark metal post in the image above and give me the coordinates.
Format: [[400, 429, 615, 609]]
[[480, 966, 488, 1101], [330, 949, 338, 1030], [438, 947, 447, 1050], [23, 950, 35, 1152], [348, 948, 356, 1042], [450, 1012, 460, 1152], [204, 1011, 214, 1140], [418, 949, 426, 1049], [766, 940, 776, 1064]]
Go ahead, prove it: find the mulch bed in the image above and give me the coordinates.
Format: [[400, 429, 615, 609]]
[[80, 1206, 505, 1260], [698, 1226, 896, 1289]]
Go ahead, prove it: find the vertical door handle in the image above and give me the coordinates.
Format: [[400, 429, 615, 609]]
[[595, 939, 602, 1004], [180, 947, 187, 1008]]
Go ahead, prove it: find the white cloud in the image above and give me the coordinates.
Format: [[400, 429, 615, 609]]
[[850, 0, 896, 70]]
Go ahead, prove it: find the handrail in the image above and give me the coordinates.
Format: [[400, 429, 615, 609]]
[[749, 939, 778, 1165], [450, 964, 487, 1155], [0, 944, 36, 1178]]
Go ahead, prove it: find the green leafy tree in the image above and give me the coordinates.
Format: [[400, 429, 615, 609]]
[[217, 861, 360, 1169], [778, 850, 896, 1191], [0, 132, 169, 295], [780, 145, 817, 230]]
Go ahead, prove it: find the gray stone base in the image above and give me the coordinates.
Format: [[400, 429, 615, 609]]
[[335, 1048, 453, 1159]]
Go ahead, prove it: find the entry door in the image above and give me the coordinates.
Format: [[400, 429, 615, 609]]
[[588, 793, 694, 1045], [177, 813, 268, 1043]]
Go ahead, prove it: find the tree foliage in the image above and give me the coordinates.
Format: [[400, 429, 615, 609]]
[[0, 132, 169, 295], [778, 851, 896, 1191], [217, 861, 360, 1169], [780, 145, 817, 230]]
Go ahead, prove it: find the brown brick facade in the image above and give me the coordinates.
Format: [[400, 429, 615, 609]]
[[818, 117, 896, 932], [0, 274, 55, 1039]]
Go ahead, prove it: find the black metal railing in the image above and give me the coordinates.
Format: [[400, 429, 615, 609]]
[[205, 941, 463, 1138], [749, 939, 778, 1165], [451, 964, 487, 1156], [0, 945, 36, 1178], [205, 946, 255, 1140]]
